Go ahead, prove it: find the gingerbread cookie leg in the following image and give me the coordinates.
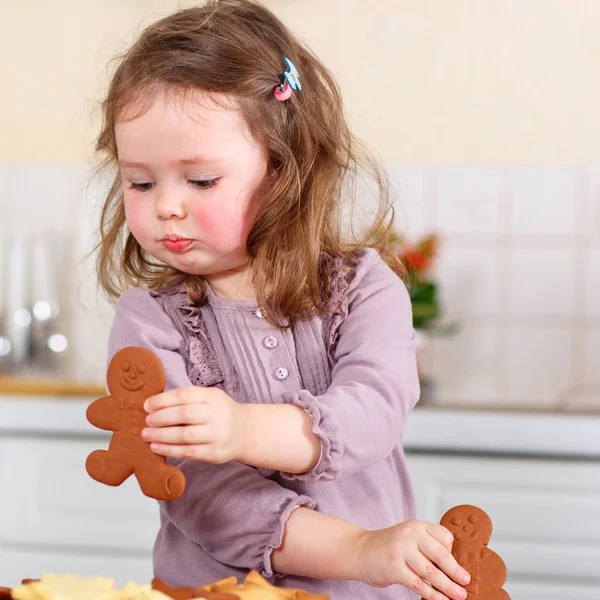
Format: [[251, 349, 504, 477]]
[[135, 459, 186, 500], [86, 447, 134, 486]]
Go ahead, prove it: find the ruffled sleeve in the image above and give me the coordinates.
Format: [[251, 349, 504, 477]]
[[108, 288, 315, 577], [279, 248, 420, 483]]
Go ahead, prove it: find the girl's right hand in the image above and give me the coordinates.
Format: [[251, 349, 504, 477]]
[[355, 520, 471, 600]]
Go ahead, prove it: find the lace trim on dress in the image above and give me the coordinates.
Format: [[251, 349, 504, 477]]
[[322, 254, 355, 366], [150, 284, 224, 388]]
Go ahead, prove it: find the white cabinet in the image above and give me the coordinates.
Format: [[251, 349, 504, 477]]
[[0, 435, 158, 587], [2, 398, 600, 599], [405, 453, 600, 600]]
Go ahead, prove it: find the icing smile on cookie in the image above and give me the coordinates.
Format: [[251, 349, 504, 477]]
[[121, 377, 145, 392], [455, 529, 480, 543]]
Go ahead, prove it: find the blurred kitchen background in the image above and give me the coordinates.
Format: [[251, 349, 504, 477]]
[[1, 0, 599, 410], [1, 2, 600, 598]]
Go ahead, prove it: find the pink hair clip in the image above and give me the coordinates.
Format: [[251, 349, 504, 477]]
[[274, 57, 301, 102]]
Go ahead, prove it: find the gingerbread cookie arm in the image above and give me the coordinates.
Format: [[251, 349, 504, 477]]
[[86, 395, 120, 431], [151, 578, 200, 600], [480, 548, 508, 587]]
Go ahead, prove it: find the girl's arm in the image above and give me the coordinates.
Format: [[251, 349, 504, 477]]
[[108, 289, 315, 578], [113, 288, 466, 599], [143, 249, 418, 477], [273, 507, 470, 600], [238, 248, 420, 478]]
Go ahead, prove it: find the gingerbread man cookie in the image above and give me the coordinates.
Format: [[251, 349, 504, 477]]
[[152, 579, 237, 600], [435, 505, 511, 600], [0, 587, 11, 600], [198, 570, 328, 600], [85, 346, 185, 500]]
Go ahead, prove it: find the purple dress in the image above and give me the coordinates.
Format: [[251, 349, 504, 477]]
[[107, 248, 420, 599]]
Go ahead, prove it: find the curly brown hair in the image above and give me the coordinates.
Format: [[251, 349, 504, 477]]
[[94, 0, 400, 327]]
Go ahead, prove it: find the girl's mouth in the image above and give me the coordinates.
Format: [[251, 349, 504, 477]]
[[162, 238, 194, 252]]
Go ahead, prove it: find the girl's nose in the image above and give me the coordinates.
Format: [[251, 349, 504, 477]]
[[155, 189, 186, 220]]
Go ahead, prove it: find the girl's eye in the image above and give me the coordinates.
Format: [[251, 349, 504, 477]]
[[190, 178, 219, 190], [128, 182, 155, 191]]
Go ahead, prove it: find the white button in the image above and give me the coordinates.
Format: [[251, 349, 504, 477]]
[[274, 367, 288, 381], [255, 308, 264, 319], [263, 336, 278, 349]]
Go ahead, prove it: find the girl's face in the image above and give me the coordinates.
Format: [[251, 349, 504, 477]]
[[115, 91, 268, 299]]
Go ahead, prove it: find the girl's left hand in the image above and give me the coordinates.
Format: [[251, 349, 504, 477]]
[[141, 386, 246, 464]]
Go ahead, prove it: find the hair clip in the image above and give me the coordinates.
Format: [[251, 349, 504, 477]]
[[274, 57, 301, 102]]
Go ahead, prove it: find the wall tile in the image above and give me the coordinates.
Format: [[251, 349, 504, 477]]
[[428, 321, 503, 403], [0, 165, 16, 233], [583, 327, 600, 387], [509, 247, 576, 316], [586, 166, 600, 239], [505, 324, 574, 404], [388, 165, 427, 237], [585, 247, 600, 316], [509, 166, 578, 235], [435, 244, 500, 316], [8, 164, 90, 234], [2, 162, 598, 402], [436, 167, 505, 235]]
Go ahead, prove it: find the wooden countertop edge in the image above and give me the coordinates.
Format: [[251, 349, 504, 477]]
[[0, 376, 105, 397]]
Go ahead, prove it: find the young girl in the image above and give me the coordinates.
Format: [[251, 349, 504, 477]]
[[94, 1, 470, 599]]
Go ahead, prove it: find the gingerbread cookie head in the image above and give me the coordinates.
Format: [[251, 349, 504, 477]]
[[441, 504, 492, 547], [108, 347, 166, 401]]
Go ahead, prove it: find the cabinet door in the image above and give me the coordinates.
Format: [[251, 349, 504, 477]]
[[406, 453, 600, 597], [0, 436, 159, 552]]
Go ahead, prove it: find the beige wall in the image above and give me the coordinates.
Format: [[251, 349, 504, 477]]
[[3, 0, 600, 163]]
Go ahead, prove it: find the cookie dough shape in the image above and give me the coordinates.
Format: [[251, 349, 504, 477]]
[[438, 505, 511, 600], [85, 347, 186, 500], [198, 570, 329, 600], [10, 574, 172, 600], [153, 571, 328, 600]]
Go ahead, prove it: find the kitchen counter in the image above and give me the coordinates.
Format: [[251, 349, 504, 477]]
[[2, 394, 600, 458], [0, 395, 101, 436], [2, 394, 600, 598], [404, 404, 600, 459]]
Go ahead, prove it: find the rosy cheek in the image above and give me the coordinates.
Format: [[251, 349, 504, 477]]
[[190, 203, 252, 249], [124, 199, 151, 243]]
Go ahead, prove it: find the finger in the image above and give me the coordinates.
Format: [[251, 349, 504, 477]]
[[402, 564, 451, 600], [148, 442, 204, 460], [420, 535, 470, 586], [146, 403, 208, 427], [144, 387, 199, 413], [142, 425, 209, 445], [408, 553, 466, 600], [427, 524, 454, 550], [149, 441, 226, 463], [143, 390, 180, 413]]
